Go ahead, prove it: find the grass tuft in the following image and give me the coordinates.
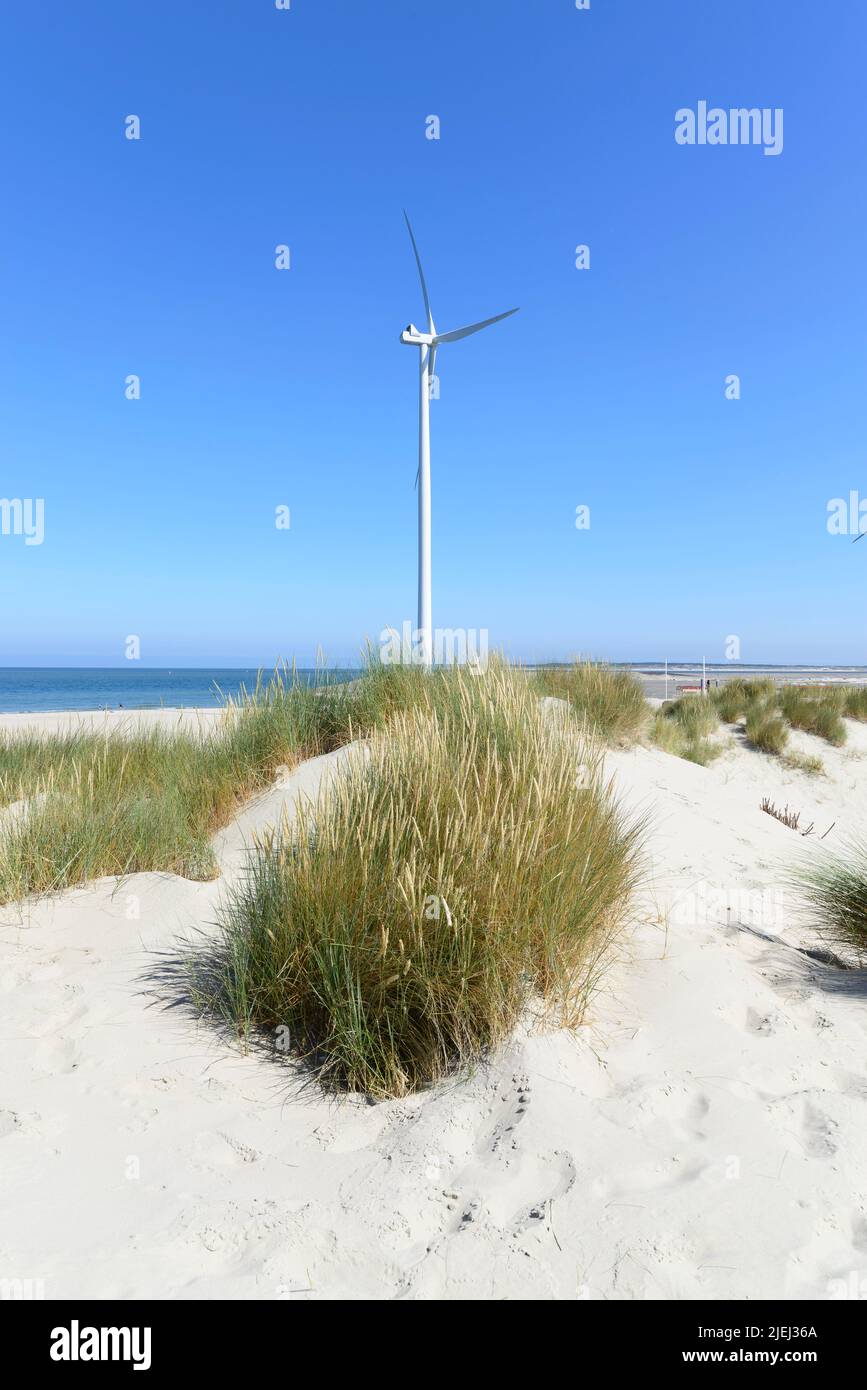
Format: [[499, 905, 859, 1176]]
[[533, 662, 648, 744], [777, 687, 847, 746], [745, 705, 789, 755], [650, 697, 722, 765], [187, 664, 645, 1097], [781, 751, 825, 776], [843, 687, 867, 722], [789, 840, 867, 963], [710, 678, 775, 723]]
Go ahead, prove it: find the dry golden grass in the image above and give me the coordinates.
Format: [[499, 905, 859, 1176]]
[[781, 750, 825, 776]]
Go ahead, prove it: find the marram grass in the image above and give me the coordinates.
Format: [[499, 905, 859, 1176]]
[[0, 660, 645, 1096], [789, 839, 867, 963], [651, 695, 721, 765], [710, 678, 776, 723], [0, 659, 643, 902], [777, 686, 847, 747], [844, 687, 867, 722], [745, 705, 789, 756], [0, 670, 357, 901], [187, 664, 645, 1097], [707, 679, 862, 756], [534, 661, 648, 745]]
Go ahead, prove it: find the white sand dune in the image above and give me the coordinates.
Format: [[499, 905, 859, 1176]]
[[2, 710, 867, 1300]]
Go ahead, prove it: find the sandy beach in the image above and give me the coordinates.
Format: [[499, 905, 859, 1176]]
[[2, 702, 866, 1300], [0, 707, 225, 737], [632, 667, 867, 701]]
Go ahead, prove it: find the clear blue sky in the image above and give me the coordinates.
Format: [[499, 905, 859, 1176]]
[[1, 1, 864, 666]]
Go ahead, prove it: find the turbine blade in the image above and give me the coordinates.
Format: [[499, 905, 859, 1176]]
[[403, 210, 435, 334], [433, 307, 519, 345]]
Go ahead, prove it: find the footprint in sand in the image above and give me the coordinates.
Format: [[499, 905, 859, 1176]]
[[430, 1074, 533, 1235], [189, 1130, 261, 1169], [511, 1149, 577, 1235], [685, 1093, 711, 1140], [745, 1007, 776, 1036], [836, 1072, 867, 1101], [119, 1104, 160, 1135], [441, 1073, 580, 1239], [33, 1035, 82, 1076], [802, 1100, 838, 1158], [488, 1073, 532, 1161]]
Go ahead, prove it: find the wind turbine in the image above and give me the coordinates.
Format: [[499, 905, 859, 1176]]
[[400, 212, 518, 669]]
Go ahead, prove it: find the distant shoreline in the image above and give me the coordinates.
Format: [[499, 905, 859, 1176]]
[[622, 667, 867, 702], [0, 663, 866, 719]]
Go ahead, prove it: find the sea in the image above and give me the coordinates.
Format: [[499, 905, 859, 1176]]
[[0, 669, 358, 714], [0, 665, 865, 714]]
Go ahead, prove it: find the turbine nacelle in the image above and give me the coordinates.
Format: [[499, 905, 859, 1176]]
[[400, 323, 433, 347]]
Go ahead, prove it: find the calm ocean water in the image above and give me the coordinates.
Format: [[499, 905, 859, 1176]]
[[0, 669, 358, 714], [1, 665, 866, 714]]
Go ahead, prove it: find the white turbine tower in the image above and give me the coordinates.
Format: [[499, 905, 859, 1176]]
[[400, 212, 518, 669]]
